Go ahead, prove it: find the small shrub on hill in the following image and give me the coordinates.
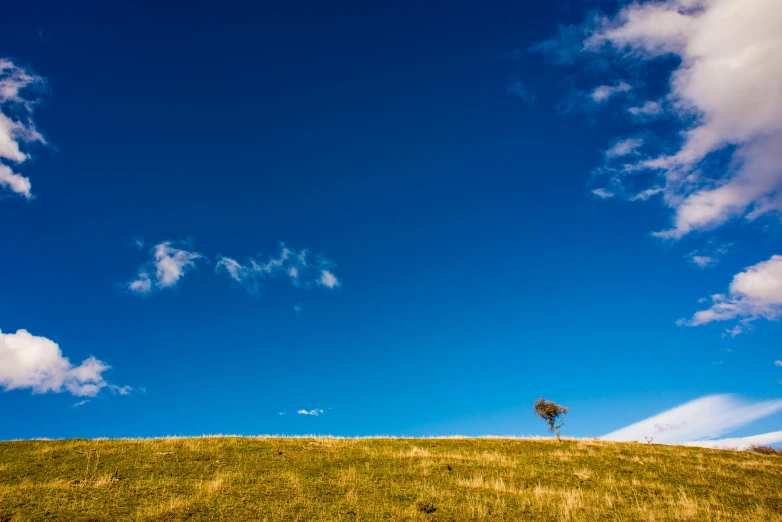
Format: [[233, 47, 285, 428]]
[[533, 398, 569, 442]]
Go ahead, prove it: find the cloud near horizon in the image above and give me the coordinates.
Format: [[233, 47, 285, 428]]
[[0, 329, 127, 397], [0, 59, 47, 199], [297, 409, 324, 416], [603, 394, 782, 448]]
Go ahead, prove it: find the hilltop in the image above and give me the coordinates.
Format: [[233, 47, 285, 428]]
[[1, 437, 780, 521]]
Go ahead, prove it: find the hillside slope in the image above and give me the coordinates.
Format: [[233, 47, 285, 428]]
[[1, 437, 780, 521]]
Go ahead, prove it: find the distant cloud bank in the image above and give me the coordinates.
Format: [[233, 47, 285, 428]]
[[603, 394, 782, 449]]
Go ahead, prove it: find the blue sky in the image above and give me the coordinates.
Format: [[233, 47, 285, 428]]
[[2, 0, 781, 445]]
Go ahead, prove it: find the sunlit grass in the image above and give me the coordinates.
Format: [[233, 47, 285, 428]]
[[1, 437, 780, 521]]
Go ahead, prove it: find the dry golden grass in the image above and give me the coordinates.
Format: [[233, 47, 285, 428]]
[[0, 437, 780, 521]]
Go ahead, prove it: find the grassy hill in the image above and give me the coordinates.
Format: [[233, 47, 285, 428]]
[[1, 437, 780, 521]]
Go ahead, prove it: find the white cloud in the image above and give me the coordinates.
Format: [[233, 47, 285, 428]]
[[73, 399, 90, 408], [682, 430, 782, 450], [682, 254, 782, 329], [128, 241, 204, 295], [628, 100, 663, 117], [689, 254, 716, 268], [629, 186, 663, 201], [109, 384, 132, 395], [724, 324, 745, 337], [590, 80, 632, 102], [128, 272, 152, 294], [319, 270, 340, 289], [0, 164, 32, 198], [603, 394, 782, 445], [0, 329, 122, 397], [217, 244, 340, 294], [687, 243, 729, 268], [605, 137, 644, 158], [591, 188, 615, 199], [581, 0, 782, 239], [774, 360, 782, 367], [0, 59, 46, 199], [153, 242, 203, 288], [297, 409, 324, 416]]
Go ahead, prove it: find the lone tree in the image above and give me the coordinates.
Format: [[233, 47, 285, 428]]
[[533, 398, 569, 442]]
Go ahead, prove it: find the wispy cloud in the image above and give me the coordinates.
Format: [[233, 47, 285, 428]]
[[605, 137, 643, 159], [109, 384, 132, 395], [774, 360, 782, 367], [627, 100, 663, 119], [687, 243, 729, 269], [681, 254, 782, 332], [0, 328, 126, 397], [590, 81, 631, 103], [723, 325, 745, 338], [0, 59, 47, 199], [591, 188, 615, 199], [217, 244, 340, 295], [603, 394, 782, 447], [528, 23, 588, 66], [297, 409, 324, 416], [73, 400, 90, 408], [319, 270, 340, 289], [127, 241, 204, 295], [505, 74, 536, 105], [688, 255, 717, 269]]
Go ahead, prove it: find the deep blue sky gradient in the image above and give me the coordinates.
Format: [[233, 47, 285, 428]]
[[1, 0, 780, 439]]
